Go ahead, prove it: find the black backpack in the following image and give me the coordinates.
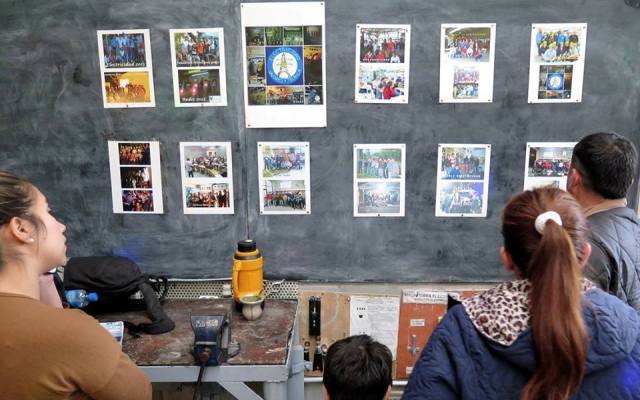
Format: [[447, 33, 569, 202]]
[[63, 256, 175, 335]]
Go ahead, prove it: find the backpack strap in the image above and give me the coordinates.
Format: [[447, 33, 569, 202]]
[[136, 281, 175, 334]]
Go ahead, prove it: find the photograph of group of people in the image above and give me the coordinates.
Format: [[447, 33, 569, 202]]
[[359, 26, 407, 63], [185, 183, 230, 209], [440, 24, 495, 103], [258, 142, 310, 214], [170, 29, 227, 107], [108, 141, 163, 214], [440, 146, 486, 180], [180, 142, 234, 214], [436, 144, 490, 217], [355, 25, 410, 103], [101, 32, 147, 68], [354, 144, 405, 217], [173, 31, 220, 67], [528, 23, 587, 103], [98, 29, 155, 108], [243, 25, 324, 106], [523, 142, 575, 191]]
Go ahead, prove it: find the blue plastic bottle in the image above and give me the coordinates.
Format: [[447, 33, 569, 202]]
[[65, 289, 99, 308]]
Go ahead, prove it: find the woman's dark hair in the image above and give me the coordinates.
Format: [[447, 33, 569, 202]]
[[323, 334, 392, 400], [0, 171, 40, 269], [502, 187, 588, 400]]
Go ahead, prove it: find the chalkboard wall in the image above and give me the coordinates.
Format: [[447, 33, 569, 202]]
[[1, 0, 639, 282]]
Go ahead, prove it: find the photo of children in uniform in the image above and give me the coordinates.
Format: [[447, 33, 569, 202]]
[[262, 180, 307, 212], [440, 146, 486, 180], [438, 182, 484, 216], [101, 33, 146, 68], [104, 72, 151, 104], [453, 67, 479, 99], [538, 65, 573, 99], [174, 31, 220, 67], [247, 47, 266, 86], [359, 27, 407, 63], [534, 27, 581, 63], [184, 145, 228, 178], [118, 143, 151, 165], [120, 167, 152, 189], [357, 66, 405, 101], [121, 190, 154, 212], [261, 145, 306, 178], [357, 182, 401, 214], [356, 149, 402, 179], [185, 183, 230, 208], [304, 46, 322, 85], [444, 27, 491, 62], [178, 69, 220, 103]]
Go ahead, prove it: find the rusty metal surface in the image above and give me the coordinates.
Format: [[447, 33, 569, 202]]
[[96, 299, 297, 366]]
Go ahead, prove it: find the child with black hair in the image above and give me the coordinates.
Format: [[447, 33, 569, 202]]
[[323, 334, 393, 400]]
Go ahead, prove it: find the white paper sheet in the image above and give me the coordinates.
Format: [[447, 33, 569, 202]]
[[180, 142, 234, 214], [241, 2, 326, 128], [435, 143, 491, 217], [354, 24, 411, 104], [108, 141, 163, 214], [349, 295, 401, 359], [523, 142, 576, 191], [257, 141, 311, 215], [170, 28, 228, 107], [97, 29, 156, 108], [527, 23, 587, 103], [439, 23, 496, 103], [353, 143, 406, 217]]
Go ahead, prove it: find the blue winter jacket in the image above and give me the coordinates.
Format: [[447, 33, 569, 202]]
[[402, 288, 640, 399]]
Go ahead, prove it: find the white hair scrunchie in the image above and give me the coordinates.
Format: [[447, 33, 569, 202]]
[[534, 211, 563, 234]]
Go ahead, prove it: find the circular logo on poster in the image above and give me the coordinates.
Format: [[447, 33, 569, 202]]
[[267, 47, 303, 85]]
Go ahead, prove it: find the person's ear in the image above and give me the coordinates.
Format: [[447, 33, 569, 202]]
[[580, 241, 592, 270], [567, 167, 581, 193], [500, 246, 520, 278], [7, 217, 36, 244]]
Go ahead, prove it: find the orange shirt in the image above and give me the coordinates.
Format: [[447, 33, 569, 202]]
[[0, 293, 151, 400]]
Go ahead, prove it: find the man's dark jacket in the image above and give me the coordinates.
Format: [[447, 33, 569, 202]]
[[585, 207, 640, 311]]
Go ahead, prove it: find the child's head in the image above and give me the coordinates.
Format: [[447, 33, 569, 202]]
[[323, 335, 392, 400]]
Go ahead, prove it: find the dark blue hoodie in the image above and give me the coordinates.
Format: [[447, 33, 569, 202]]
[[403, 286, 640, 399]]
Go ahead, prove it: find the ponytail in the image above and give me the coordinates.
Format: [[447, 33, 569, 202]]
[[521, 220, 587, 400]]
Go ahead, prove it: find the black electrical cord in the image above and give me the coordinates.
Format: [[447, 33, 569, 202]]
[[193, 348, 212, 400]]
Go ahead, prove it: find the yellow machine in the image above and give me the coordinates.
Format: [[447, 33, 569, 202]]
[[232, 240, 264, 310]]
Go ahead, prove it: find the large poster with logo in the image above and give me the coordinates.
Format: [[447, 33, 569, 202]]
[[241, 2, 326, 128]]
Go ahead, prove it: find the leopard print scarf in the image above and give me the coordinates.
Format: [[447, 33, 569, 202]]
[[462, 278, 596, 346]]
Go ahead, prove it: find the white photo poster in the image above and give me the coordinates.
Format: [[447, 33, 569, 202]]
[[107, 141, 163, 214], [180, 142, 234, 214], [257, 142, 310, 215], [170, 28, 227, 107], [97, 29, 156, 108], [353, 144, 406, 217], [523, 142, 576, 191], [435, 144, 491, 217], [439, 24, 496, 103], [355, 24, 411, 104], [241, 2, 326, 128], [528, 23, 587, 103]]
